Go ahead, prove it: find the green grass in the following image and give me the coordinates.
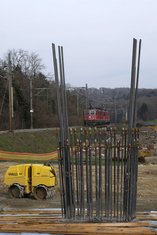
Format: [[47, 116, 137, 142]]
[[145, 119, 157, 125], [0, 130, 59, 153]]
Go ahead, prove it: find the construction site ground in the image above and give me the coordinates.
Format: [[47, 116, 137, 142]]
[[0, 161, 157, 234], [0, 126, 157, 234], [0, 161, 157, 212]]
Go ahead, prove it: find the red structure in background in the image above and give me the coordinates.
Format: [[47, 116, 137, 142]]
[[84, 108, 110, 126]]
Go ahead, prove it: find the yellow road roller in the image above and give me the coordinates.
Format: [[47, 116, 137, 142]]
[[4, 163, 57, 200]]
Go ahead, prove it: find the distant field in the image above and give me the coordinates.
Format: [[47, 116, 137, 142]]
[[0, 129, 59, 153]]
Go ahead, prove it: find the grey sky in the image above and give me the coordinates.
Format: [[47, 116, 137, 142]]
[[0, 0, 157, 88]]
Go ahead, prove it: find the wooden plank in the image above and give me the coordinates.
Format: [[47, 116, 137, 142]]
[[137, 215, 157, 221], [0, 210, 156, 234], [0, 218, 150, 227], [0, 209, 61, 214], [0, 223, 156, 234]]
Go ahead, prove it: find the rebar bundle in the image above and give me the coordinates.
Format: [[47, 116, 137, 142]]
[[51, 40, 140, 222], [58, 127, 139, 222]]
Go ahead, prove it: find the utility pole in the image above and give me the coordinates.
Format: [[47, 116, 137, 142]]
[[76, 94, 79, 117], [85, 83, 88, 110], [30, 76, 33, 129], [113, 96, 117, 123], [8, 53, 14, 132]]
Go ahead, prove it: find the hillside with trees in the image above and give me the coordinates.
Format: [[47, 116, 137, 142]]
[[0, 49, 157, 131], [0, 49, 86, 130]]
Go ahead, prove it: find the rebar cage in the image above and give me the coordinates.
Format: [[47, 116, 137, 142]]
[[58, 127, 139, 222]]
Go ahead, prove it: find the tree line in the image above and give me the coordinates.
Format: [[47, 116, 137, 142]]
[[0, 49, 86, 130], [0, 49, 157, 131]]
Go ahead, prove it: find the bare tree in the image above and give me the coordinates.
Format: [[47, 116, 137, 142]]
[[2, 49, 45, 129], [4, 49, 44, 76], [28, 52, 44, 77]]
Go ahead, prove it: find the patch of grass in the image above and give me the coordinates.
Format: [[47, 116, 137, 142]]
[[0, 130, 59, 153], [145, 119, 157, 125], [5, 159, 59, 164]]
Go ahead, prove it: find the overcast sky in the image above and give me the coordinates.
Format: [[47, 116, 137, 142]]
[[0, 0, 157, 88]]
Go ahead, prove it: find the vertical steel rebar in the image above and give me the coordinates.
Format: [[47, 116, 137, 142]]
[[128, 38, 137, 133], [75, 137, 79, 216], [61, 46, 69, 138], [116, 141, 120, 221], [120, 129, 124, 220], [95, 137, 99, 218], [80, 128, 85, 219], [52, 43, 67, 217], [52, 44, 64, 144], [58, 46, 71, 218], [133, 129, 139, 217], [85, 135, 89, 218], [133, 40, 142, 127], [53, 43, 75, 219], [123, 128, 128, 220], [105, 141, 108, 219], [58, 142, 64, 217], [113, 129, 116, 219], [70, 129, 76, 219], [108, 138, 112, 220]]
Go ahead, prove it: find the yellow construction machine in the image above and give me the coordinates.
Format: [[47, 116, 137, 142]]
[[4, 163, 57, 200]]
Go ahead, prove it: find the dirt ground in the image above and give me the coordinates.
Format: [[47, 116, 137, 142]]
[[0, 161, 157, 212], [136, 163, 157, 211]]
